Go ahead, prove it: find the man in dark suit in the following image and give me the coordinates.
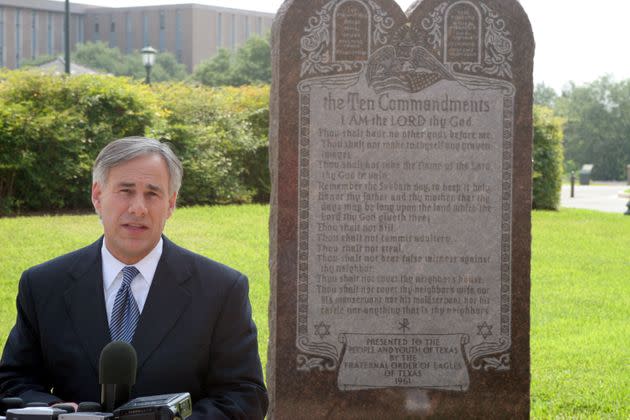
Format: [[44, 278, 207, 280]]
[[0, 137, 268, 419]]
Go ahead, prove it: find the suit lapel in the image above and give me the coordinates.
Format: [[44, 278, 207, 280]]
[[132, 237, 192, 371], [63, 238, 111, 374]]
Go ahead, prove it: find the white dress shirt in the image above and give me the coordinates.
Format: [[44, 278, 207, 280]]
[[101, 238, 163, 326]]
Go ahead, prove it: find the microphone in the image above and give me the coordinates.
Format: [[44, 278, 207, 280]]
[[99, 341, 137, 412]]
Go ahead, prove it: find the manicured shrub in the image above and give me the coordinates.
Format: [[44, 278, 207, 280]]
[[0, 70, 273, 214], [150, 83, 269, 204], [207, 85, 271, 201], [0, 70, 571, 214], [0, 70, 156, 214], [532, 105, 565, 210], [242, 107, 270, 202]]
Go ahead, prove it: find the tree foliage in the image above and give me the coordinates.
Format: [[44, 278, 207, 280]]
[[556, 76, 630, 180], [0, 70, 157, 213], [73, 41, 131, 75], [532, 105, 565, 210], [231, 36, 272, 85], [1, 60, 580, 214], [534, 82, 558, 108], [0, 70, 269, 214], [192, 49, 234, 87], [72, 42, 188, 82], [192, 35, 271, 86], [151, 52, 189, 82], [149, 83, 268, 204]]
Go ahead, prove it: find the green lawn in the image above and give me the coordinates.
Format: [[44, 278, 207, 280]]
[[0, 205, 271, 366], [531, 209, 629, 418], [0, 206, 628, 417]]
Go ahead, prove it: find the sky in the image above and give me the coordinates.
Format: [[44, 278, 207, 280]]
[[54, 0, 630, 92]]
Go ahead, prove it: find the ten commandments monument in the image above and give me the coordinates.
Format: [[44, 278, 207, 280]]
[[268, 0, 534, 417]]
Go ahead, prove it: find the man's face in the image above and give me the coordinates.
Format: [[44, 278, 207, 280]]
[[91, 154, 177, 265]]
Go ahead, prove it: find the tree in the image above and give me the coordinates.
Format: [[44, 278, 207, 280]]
[[534, 82, 558, 108], [556, 76, 630, 180], [532, 105, 564, 210], [72, 42, 188, 82], [151, 52, 189, 82], [193, 35, 271, 86], [73, 41, 129, 75], [192, 49, 234, 86], [231, 36, 271, 85]]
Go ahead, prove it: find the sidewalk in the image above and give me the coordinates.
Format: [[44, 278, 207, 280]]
[[560, 182, 629, 214]]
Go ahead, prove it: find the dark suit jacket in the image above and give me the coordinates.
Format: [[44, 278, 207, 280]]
[[0, 236, 268, 419]]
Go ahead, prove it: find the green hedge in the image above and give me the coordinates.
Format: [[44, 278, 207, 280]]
[[0, 70, 560, 214], [0, 70, 269, 215], [532, 105, 565, 210], [149, 84, 269, 205], [0, 71, 156, 213]]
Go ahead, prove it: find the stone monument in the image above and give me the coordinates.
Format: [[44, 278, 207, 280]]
[[268, 0, 534, 417]]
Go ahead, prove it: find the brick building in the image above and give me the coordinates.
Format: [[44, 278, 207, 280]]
[[0, 0, 274, 71]]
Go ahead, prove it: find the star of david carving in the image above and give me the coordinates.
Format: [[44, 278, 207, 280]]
[[314, 321, 331, 340], [477, 321, 493, 340]]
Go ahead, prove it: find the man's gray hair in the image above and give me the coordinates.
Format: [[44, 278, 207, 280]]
[[93, 137, 183, 194]]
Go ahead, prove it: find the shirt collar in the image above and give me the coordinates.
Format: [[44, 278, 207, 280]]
[[101, 237, 163, 291]]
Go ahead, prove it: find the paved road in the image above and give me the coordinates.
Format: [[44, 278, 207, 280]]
[[560, 182, 629, 214]]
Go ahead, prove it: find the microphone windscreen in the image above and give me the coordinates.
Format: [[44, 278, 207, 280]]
[[98, 341, 137, 385], [77, 402, 102, 412]]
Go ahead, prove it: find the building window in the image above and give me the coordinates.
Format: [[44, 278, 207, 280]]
[[0, 7, 4, 67], [78, 15, 84, 43], [125, 13, 132, 53], [159, 11, 165, 51], [257, 17, 262, 35], [74, 15, 81, 45], [109, 17, 115, 48], [245, 16, 249, 39], [16, 9, 21, 67], [31, 11, 37, 59], [47, 13, 53, 54], [143, 13, 149, 47], [94, 16, 100, 41], [175, 9, 182, 62], [230, 14, 235, 49], [216, 13, 222, 48]]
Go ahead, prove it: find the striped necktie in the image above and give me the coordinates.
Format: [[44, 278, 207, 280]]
[[109, 266, 140, 343]]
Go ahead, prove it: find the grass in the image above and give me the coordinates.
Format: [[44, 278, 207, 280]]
[[0, 205, 271, 367], [531, 209, 629, 418], [0, 206, 628, 417]]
